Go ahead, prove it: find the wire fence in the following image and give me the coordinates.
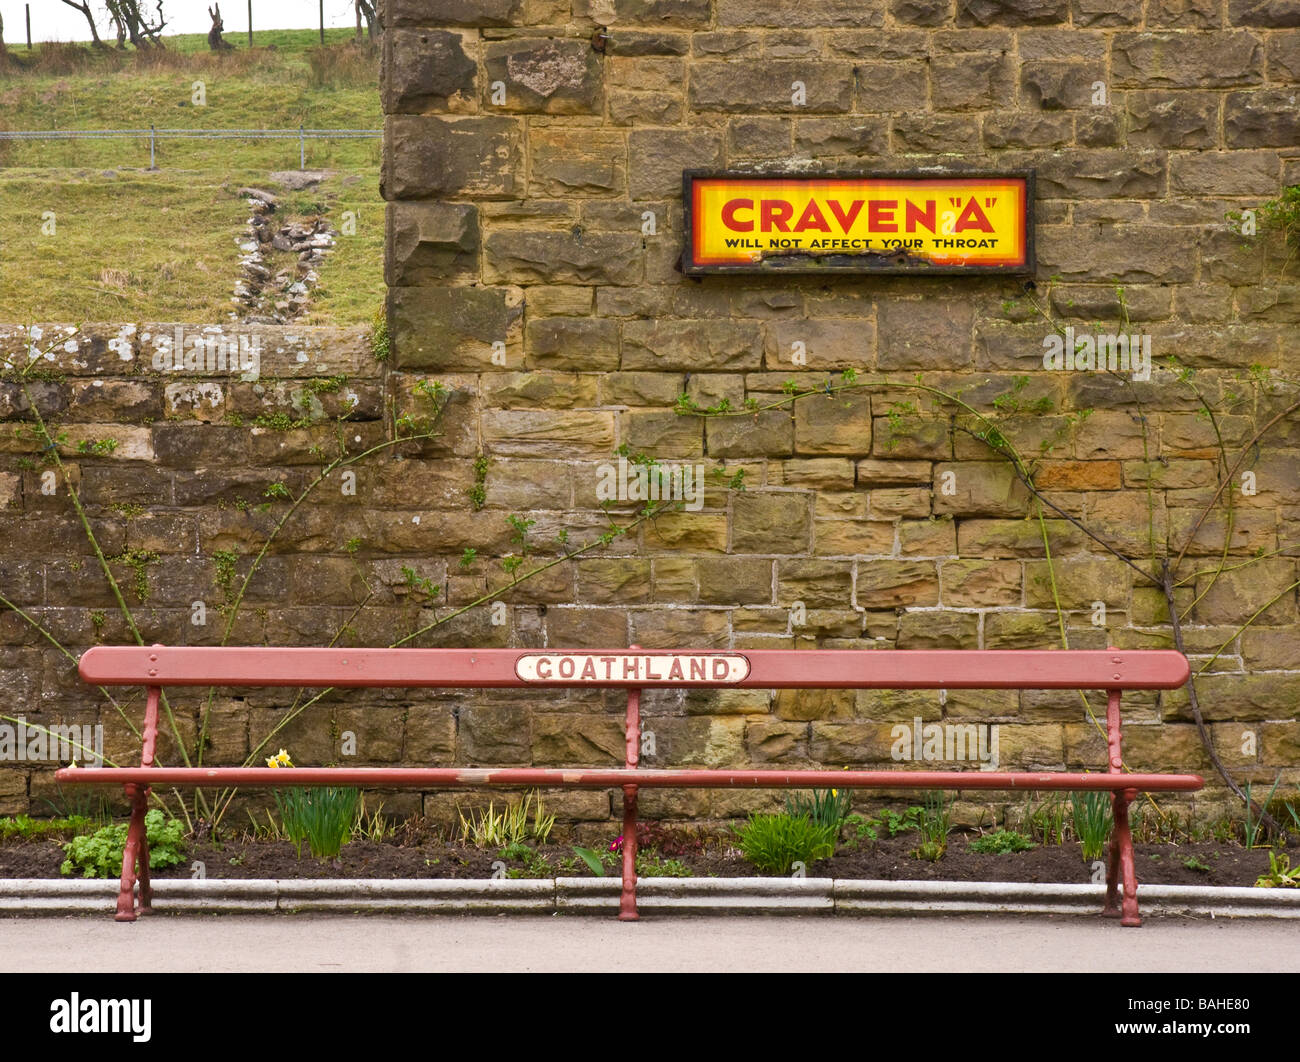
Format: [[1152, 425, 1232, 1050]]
[[0, 127, 382, 169]]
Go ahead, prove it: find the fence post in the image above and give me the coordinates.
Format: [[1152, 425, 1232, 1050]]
[[26, 4, 32, 50], [299, 124, 305, 170], [149, 125, 156, 170], [247, 0, 252, 47]]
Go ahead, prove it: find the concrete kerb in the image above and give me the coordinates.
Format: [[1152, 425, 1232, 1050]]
[[3, 878, 1299, 918]]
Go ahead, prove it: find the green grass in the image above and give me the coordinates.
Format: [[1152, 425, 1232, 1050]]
[[0, 170, 248, 321], [0, 815, 95, 842], [0, 30, 382, 324]]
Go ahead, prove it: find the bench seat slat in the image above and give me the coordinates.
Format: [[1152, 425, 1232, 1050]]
[[78, 646, 1190, 690], [55, 766, 1204, 792]]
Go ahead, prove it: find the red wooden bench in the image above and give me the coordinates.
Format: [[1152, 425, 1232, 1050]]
[[60, 645, 1200, 926]]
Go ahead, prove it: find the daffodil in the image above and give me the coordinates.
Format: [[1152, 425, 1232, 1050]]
[[266, 749, 293, 768]]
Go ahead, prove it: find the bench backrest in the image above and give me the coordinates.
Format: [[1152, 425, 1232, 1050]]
[[79, 646, 1189, 691]]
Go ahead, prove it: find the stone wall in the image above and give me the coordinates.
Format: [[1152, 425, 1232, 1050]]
[[375, 0, 1300, 825], [0, 0, 1296, 829]]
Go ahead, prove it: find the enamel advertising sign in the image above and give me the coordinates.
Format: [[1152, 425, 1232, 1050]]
[[682, 171, 1034, 275]]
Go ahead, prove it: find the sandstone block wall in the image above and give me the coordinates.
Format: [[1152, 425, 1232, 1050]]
[[375, 0, 1300, 824], [1, 0, 1296, 829]]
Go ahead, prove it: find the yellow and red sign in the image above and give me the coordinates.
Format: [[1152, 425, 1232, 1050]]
[[683, 172, 1033, 275]]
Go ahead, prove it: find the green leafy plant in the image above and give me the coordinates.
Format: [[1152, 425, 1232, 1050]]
[[1244, 777, 1281, 848], [1255, 850, 1300, 888], [969, 828, 1036, 854], [877, 806, 924, 837], [572, 845, 607, 876], [60, 810, 186, 878], [370, 305, 390, 361], [1071, 790, 1113, 862], [0, 815, 93, 842], [458, 791, 554, 849], [501, 844, 553, 879], [636, 852, 691, 877], [842, 813, 879, 847], [76, 437, 118, 456], [1183, 855, 1211, 873], [468, 453, 489, 510], [1027, 793, 1069, 846], [353, 798, 393, 843], [274, 786, 360, 860], [785, 786, 852, 832], [736, 813, 837, 876], [912, 792, 951, 862]]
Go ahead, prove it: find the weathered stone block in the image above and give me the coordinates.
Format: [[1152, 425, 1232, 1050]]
[[383, 28, 476, 113], [1033, 150, 1166, 198], [891, 114, 981, 151], [792, 117, 888, 157], [606, 0, 713, 26], [732, 492, 812, 553], [529, 129, 628, 196], [389, 0, 524, 26], [1125, 91, 1219, 148], [794, 393, 872, 455], [983, 112, 1072, 148], [1072, 0, 1141, 25], [629, 129, 726, 198], [390, 284, 523, 369], [1224, 89, 1300, 147], [856, 560, 940, 608], [622, 319, 763, 371], [897, 609, 979, 648], [1019, 61, 1103, 109], [815, 520, 897, 556], [717, 0, 885, 26], [767, 319, 875, 370], [384, 115, 523, 200], [853, 62, 929, 112], [941, 558, 1021, 606], [690, 60, 855, 112], [459, 703, 531, 763], [878, 299, 973, 370], [385, 202, 479, 285], [1228, 0, 1300, 26], [956, 0, 1068, 24], [891, 0, 952, 25], [484, 229, 643, 285], [484, 38, 604, 114], [1111, 32, 1263, 87], [1169, 150, 1281, 196], [706, 412, 795, 457], [932, 52, 1015, 110], [933, 462, 1030, 517], [1147, 0, 1220, 27], [532, 714, 624, 764], [525, 317, 620, 371]]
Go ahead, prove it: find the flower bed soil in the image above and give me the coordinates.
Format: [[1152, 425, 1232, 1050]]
[[0, 835, 1276, 888]]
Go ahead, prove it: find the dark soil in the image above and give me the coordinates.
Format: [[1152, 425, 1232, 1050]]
[[0, 834, 1276, 887]]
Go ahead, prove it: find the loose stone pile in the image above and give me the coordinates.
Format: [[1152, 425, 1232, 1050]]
[[233, 185, 336, 323]]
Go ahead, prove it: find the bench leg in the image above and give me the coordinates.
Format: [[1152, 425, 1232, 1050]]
[[1105, 789, 1142, 927], [1102, 815, 1122, 919], [619, 784, 639, 921], [115, 784, 149, 922], [136, 789, 154, 915]]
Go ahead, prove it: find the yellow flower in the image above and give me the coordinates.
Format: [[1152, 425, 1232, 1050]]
[[266, 749, 293, 768]]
